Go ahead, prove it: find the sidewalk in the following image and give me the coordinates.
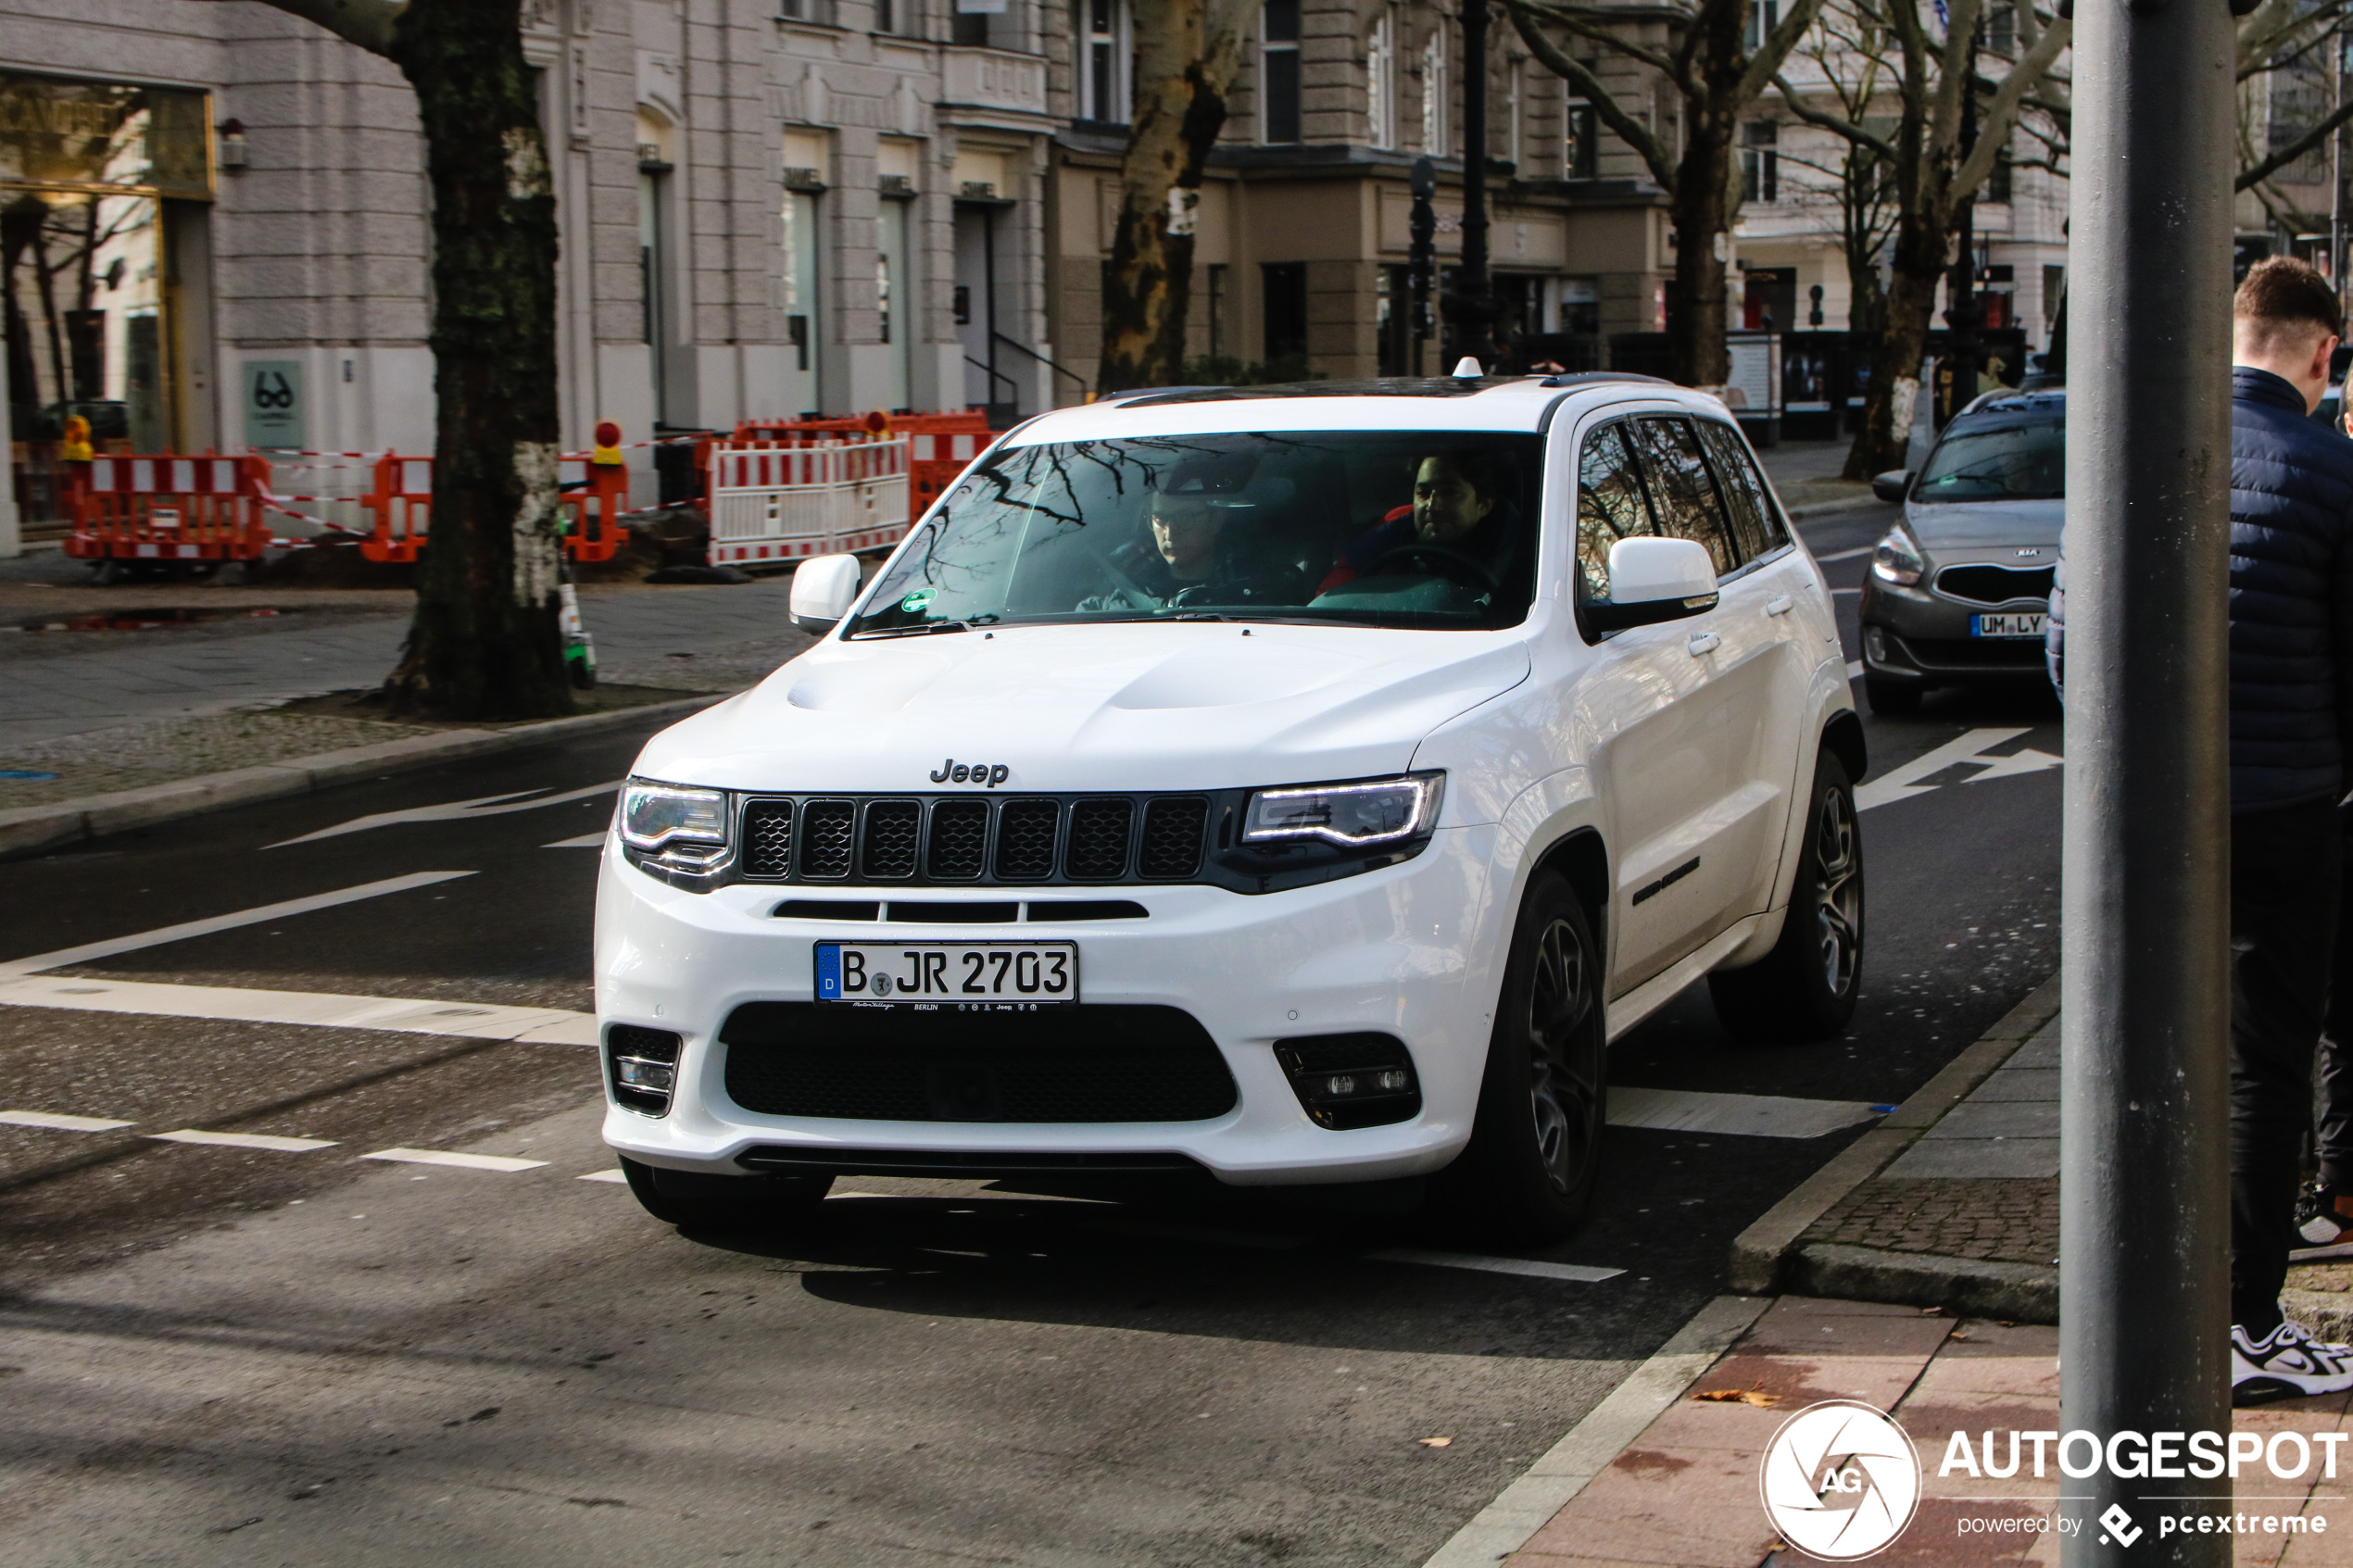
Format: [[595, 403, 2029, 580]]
[[0, 579, 814, 809], [1757, 438, 1878, 516], [1481, 1295, 2353, 1568]]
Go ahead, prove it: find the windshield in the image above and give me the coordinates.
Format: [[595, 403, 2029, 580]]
[[1915, 417, 2065, 502], [848, 431, 1545, 636]]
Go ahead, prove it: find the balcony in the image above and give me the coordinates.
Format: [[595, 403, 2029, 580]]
[[940, 48, 1050, 126]]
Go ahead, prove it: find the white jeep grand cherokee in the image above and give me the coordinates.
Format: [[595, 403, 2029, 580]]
[[596, 375, 1865, 1242]]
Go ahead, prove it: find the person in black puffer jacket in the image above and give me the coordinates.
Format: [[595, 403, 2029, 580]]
[[2107, 258, 2353, 1402]]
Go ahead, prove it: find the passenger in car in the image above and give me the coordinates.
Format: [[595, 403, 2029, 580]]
[[1075, 486, 1310, 611], [1317, 452, 1525, 597]]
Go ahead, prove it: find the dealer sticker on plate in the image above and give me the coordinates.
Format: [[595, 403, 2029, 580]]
[[1970, 611, 2046, 639], [814, 942, 1078, 1008]]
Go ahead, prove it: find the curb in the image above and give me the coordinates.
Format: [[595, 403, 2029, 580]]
[[1418, 1293, 1770, 1568], [1783, 1243, 2056, 1323], [1726, 972, 2061, 1299], [0, 694, 727, 861]]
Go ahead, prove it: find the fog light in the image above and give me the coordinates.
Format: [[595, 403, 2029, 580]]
[[1864, 625, 1887, 662], [1275, 1034, 1421, 1130], [608, 1023, 683, 1117]]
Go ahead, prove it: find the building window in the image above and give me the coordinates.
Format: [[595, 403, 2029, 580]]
[[1564, 99, 1596, 179], [1740, 119, 1778, 203], [1262, 0, 1302, 144], [1987, 2, 2016, 56], [1987, 147, 2013, 204], [1367, 9, 1398, 150], [1506, 57, 1522, 169], [1744, 0, 1779, 49], [1077, 0, 1131, 122], [1207, 262, 1230, 358], [1420, 27, 1448, 157], [775, 0, 839, 22], [1263, 261, 1307, 363], [2043, 263, 2066, 327]]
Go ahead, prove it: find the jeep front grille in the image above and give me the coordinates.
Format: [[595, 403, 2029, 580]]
[[736, 793, 1213, 887]]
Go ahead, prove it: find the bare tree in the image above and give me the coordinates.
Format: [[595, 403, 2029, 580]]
[[211, 0, 572, 720], [1772, 0, 2067, 477], [1098, 0, 1265, 394], [1504, 0, 1827, 386], [1774, 6, 1900, 338]]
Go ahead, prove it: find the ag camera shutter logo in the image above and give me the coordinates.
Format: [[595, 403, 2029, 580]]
[[1759, 1400, 1923, 1560]]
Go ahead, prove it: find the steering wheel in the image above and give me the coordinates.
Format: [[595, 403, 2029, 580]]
[[1365, 542, 1502, 595]]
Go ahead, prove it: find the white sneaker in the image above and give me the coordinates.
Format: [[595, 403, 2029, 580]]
[[2232, 1321, 2353, 1405]]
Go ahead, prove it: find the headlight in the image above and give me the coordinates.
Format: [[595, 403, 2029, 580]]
[[1242, 772, 1443, 847], [620, 779, 730, 855], [1870, 524, 1926, 585]]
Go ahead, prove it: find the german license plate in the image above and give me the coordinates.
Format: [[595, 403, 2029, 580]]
[[813, 942, 1078, 1008], [1970, 611, 2046, 639]]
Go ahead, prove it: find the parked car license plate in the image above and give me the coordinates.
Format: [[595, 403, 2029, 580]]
[[814, 942, 1078, 1007], [1970, 612, 2047, 639]]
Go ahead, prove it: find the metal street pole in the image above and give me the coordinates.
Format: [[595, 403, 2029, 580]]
[[1411, 157, 1437, 377], [1447, 0, 1500, 369], [2334, 26, 2347, 316], [1942, 15, 1982, 431], [2057, 0, 2235, 1559]]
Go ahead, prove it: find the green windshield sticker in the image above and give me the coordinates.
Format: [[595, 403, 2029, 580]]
[[900, 587, 937, 614]]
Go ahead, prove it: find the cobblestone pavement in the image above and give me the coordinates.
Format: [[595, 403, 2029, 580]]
[[1808, 1176, 2060, 1268]]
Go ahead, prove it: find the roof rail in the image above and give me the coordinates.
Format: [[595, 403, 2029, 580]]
[[1537, 370, 1674, 388]]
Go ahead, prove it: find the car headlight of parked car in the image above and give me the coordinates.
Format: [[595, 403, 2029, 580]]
[[1242, 772, 1443, 848], [1870, 524, 1928, 586], [620, 778, 732, 870]]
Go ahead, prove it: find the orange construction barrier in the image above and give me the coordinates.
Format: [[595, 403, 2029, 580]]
[[65, 453, 272, 565], [692, 408, 992, 528], [358, 451, 629, 564]]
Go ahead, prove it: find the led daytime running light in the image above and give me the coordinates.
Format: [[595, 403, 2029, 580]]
[[1242, 773, 1442, 848]]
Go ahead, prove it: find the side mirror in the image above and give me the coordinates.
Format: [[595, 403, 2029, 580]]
[[788, 553, 864, 633], [1871, 469, 1912, 504], [1585, 536, 1719, 632]]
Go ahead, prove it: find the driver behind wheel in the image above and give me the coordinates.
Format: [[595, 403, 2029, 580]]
[[1316, 452, 1525, 597], [1075, 485, 1309, 611]]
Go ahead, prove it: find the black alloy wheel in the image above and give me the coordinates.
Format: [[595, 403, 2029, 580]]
[[1708, 749, 1866, 1042], [1440, 871, 1605, 1242], [621, 1156, 833, 1232]]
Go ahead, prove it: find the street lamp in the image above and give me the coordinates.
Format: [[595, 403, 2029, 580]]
[[1441, 0, 1500, 370]]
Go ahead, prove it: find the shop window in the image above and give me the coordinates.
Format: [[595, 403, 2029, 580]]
[[1262, 0, 1302, 144], [1263, 262, 1307, 363]]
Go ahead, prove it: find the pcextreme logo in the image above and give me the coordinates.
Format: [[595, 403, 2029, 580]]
[[1760, 1400, 1924, 1561]]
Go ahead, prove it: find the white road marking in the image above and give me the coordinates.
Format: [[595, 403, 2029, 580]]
[[0, 1109, 132, 1132], [1831, 587, 1860, 596], [148, 1129, 335, 1152], [544, 834, 606, 848], [362, 1148, 550, 1173], [0, 872, 477, 978], [1846, 659, 1864, 680], [0, 973, 597, 1046], [1606, 1085, 1881, 1139], [270, 782, 620, 847], [1366, 1248, 1624, 1284], [1853, 727, 2033, 811], [1814, 545, 1876, 563], [578, 1168, 628, 1184]]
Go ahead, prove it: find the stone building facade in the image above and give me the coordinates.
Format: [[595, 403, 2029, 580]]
[[2, 0, 1064, 552]]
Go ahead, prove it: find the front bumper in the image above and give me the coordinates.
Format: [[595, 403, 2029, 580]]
[[1857, 573, 2050, 684], [592, 826, 1501, 1185]]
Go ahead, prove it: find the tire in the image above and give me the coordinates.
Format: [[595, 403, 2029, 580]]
[[1437, 871, 1606, 1244], [620, 1156, 832, 1231], [1863, 674, 1921, 716], [1708, 750, 1866, 1042]]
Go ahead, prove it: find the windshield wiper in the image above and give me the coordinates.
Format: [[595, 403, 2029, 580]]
[[851, 615, 997, 640]]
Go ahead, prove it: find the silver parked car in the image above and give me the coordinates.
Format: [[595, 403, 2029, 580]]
[[1856, 389, 2064, 714]]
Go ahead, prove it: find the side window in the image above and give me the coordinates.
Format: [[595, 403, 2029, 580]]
[[1694, 419, 1790, 561], [1629, 417, 1740, 577], [1575, 420, 1657, 603]]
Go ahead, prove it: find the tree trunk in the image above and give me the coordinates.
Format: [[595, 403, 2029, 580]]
[[1667, 112, 1736, 387], [1843, 214, 1944, 479], [1101, 0, 1207, 394], [382, 0, 572, 720]]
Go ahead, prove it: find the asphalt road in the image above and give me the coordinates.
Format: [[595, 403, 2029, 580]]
[[0, 501, 2065, 1568]]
